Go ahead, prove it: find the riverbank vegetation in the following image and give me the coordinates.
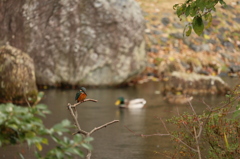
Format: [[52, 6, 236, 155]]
[[160, 84, 240, 158]]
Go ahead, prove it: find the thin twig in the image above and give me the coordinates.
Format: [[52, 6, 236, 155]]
[[197, 122, 203, 139], [188, 101, 197, 115], [159, 117, 170, 134], [159, 117, 198, 152], [193, 126, 202, 159], [202, 99, 212, 111], [67, 104, 86, 134], [88, 120, 119, 135], [188, 101, 203, 139], [124, 125, 170, 138]]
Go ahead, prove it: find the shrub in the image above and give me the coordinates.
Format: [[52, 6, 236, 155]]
[[0, 102, 92, 159], [163, 85, 240, 158]]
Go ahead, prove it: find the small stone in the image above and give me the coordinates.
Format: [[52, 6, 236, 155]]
[[161, 17, 170, 26], [222, 41, 234, 48], [172, 22, 182, 29], [170, 32, 183, 39], [152, 30, 162, 35], [233, 17, 240, 24], [160, 37, 168, 43]]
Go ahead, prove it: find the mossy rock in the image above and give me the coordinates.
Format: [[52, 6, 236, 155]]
[[0, 45, 38, 105]]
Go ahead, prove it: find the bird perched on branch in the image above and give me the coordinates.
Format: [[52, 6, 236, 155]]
[[115, 97, 146, 109], [75, 87, 87, 103]]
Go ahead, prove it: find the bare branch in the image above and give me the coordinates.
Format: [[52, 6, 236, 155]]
[[159, 117, 170, 134], [188, 101, 197, 115], [67, 104, 83, 132], [202, 98, 212, 111], [174, 136, 198, 152], [193, 126, 202, 159], [124, 125, 170, 138], [70, 99, 98, 108], [67, 98, 118, 159], [88, 120, 119, 135], [158, 117, 198, 152]]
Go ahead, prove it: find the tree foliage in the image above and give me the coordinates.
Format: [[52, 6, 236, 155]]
[[173, 0, 227, 36]]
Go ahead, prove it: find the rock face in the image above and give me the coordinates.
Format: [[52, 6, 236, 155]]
[[162, 72, 230, 95], [13, 0, 144, 87], [0, 45, 38, 104]]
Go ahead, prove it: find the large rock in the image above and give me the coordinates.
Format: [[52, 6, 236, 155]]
[[0, 45, 38, 104], [162, 72, 230, 95], [0, 0, 146, 87]]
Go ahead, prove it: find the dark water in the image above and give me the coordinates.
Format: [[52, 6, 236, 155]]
[[0, 78, 239, 159]]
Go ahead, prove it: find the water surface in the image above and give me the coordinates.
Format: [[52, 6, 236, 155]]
[[0, 78, 239, 159]]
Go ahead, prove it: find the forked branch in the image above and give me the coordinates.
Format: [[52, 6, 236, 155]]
[[67, 98, 119, 159]]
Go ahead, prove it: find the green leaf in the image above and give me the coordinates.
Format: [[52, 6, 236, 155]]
[[176, 5, 185, 17], [19, 153, 25, 159], [5, 104, 14, 112], [52, 120, 71, 133], [34, 152, 42, 158], [82, 143, 93, 150], [219, 0, 226, 5], [196, 0, 205, 11], [8, 124, 18, 131], [35, 142, 43, 151], [35, 104, 48, 110], [84, 137, 94, 142], [186, 25, 192, 36], [61, 119, 71, 127], [51, 135, 61, 143], [189, 2, 197, 17], [37, 92, 44, 98], [192, 16, 204, 36], [73, 134, 83, 142], [41, 138, 48, 145], [66, 148, 84, 157], [205, 13, 212, 28], [55, 149, 64, 159], [233, 110, 240, 118], [173, 4, 179, 10], [185, 5, 191, 17], [26, 132, 36, 138]]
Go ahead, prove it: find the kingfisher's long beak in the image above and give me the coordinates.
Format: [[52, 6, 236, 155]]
[[115, 100, 120, 106]]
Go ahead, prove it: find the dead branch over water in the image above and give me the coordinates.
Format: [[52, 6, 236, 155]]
[[67, 99, 119, 159]]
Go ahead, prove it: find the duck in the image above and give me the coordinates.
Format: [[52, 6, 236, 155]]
[[164, 94, 193, 104], [115, 97, 146, 109]]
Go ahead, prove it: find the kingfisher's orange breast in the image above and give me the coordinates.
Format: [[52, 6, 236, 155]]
[[77, 93, 87, 102]]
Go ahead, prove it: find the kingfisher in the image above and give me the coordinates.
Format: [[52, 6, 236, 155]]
[[75, 87, 87, 103]]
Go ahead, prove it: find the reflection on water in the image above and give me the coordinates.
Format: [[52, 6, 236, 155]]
[[0, 78, 239, 159]]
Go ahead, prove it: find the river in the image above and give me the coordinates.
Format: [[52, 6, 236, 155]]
[[0, 77, 239, 159]]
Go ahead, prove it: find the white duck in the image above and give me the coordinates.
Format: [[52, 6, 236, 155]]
[[115, 97, 146, 109]]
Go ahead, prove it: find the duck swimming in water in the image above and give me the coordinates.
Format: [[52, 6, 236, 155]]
[[164, 94, 193, 104], [115, 97, 146, 109]]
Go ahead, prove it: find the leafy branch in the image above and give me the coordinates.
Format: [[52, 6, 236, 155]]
[[173, 0, 227, 36]]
